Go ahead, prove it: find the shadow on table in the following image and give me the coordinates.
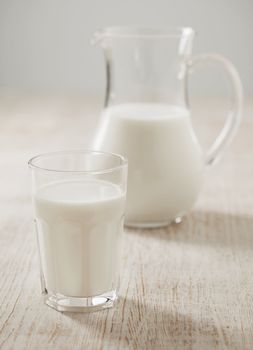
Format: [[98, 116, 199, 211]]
[[126, 210, 253, 251], [63, 295, 241, 349]]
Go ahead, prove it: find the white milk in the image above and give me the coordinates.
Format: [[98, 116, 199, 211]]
[[34, 180, 125, 297], [94, 103, 204, 224]]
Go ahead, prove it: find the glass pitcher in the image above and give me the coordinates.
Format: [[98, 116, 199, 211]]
[[92, 27, 243, 228]]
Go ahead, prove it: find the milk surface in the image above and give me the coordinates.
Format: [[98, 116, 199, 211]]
[[34, 180, 125, 297], [94, 103, 204, 224]]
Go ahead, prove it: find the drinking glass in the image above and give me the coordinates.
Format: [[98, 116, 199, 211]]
[[29, 150, 128, 312]]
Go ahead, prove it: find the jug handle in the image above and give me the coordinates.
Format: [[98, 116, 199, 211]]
[[186, 53, 243, 166]]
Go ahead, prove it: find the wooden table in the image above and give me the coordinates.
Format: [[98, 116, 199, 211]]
[[0, 92, 253, 349]]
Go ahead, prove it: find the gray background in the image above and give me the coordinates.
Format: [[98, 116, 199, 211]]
[[0, 0, 252, 96]]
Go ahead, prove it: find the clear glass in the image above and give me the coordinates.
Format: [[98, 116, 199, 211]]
[[92, 26, 243, 228], [29, 150, 128, 312]]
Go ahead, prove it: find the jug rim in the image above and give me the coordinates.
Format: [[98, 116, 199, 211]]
[[93, 26, 195, 42]]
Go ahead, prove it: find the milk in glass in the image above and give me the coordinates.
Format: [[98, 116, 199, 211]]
[[34, 179, 125, 297]]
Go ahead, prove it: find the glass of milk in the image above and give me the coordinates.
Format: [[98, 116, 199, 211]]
[[29, 150, 128, 312]]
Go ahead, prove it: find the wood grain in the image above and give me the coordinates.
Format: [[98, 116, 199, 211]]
[[0, 92, 253, 350]]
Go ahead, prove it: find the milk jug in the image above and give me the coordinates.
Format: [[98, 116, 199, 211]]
[[92, 27, 243, 228]]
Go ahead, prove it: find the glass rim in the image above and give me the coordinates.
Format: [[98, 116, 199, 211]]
[[28, 150, 128, 175], [93, 26, 195, 41]]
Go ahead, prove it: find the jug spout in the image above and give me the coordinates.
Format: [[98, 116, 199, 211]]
[[91, 29, 103, 46]]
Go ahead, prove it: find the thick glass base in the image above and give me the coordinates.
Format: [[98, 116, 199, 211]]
[[44, 290, 117, 313], [125, 216, 183, 229]]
